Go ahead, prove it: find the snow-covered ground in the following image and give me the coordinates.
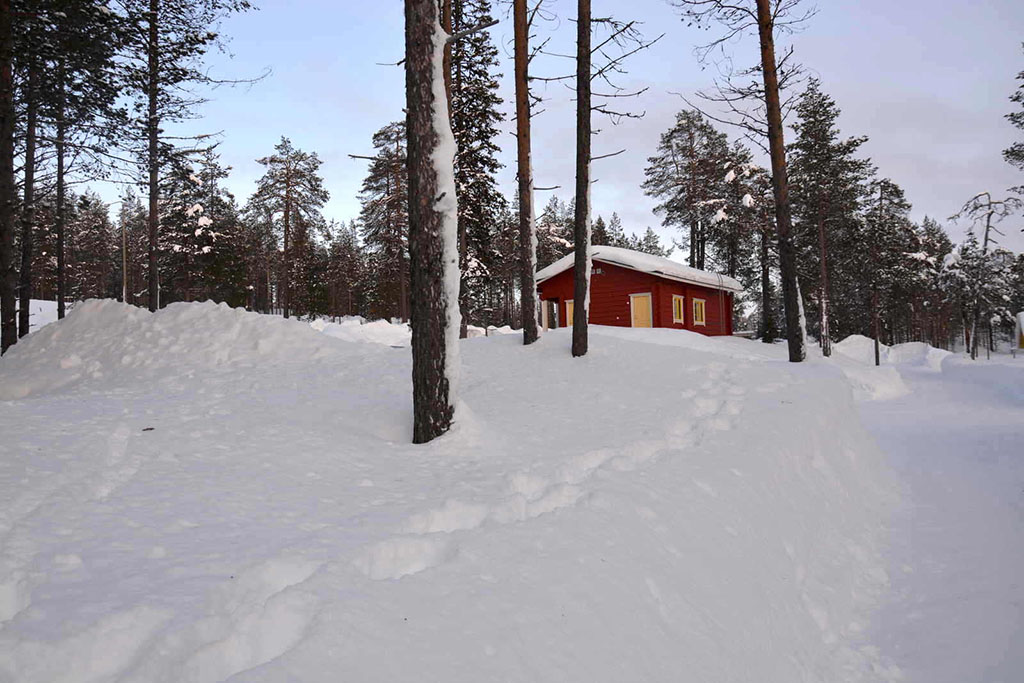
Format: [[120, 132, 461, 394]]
[[860, 352, 1024, 682], [0, 300, 901, 682], [0, 300, 1019, 682]]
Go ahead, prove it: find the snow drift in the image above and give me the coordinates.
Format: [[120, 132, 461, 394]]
[[0, 303, 898, 682]]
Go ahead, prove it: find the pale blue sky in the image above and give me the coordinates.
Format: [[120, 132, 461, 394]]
[[118, 0, 1024, 252]]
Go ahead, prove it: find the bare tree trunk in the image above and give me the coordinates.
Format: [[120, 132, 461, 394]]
[[817, 210, 830, 356], [17, 67, 36, 336], [514, 0, 538, 345], [872, 284, 880, 366], [969, 208, 994, 360], [0, 0, 13, 354], [755, 0, 803, 362], [571, 0, 590, 358], [146, 0, 160, 312], [283, 175, 291, 318], [56, 70, 67, 319], [759, 224, 775, 343], [406, 0, 459, 443]]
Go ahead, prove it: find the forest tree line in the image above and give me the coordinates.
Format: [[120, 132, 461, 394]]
[[0, 0, 1022, 362]]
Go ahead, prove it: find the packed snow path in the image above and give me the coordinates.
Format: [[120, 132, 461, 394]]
[[861, 356, 1024, 682]]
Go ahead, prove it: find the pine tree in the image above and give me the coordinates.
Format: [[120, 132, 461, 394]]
[[642, 110, 731, 270], [449, 0, 505, 334], [535, 196, 573, 268], [160, 149, 247, 305], [66, 191, 115, 301], [358, 121, 409, 321], [326, 220, 364, 318], [862, 178, 912, 363], [250, 137, 329, 319], [788, 79, 873, 356], [118, 0, 252, 312], [606, 212, 627, 247], [1004, 43, 1024, 188]]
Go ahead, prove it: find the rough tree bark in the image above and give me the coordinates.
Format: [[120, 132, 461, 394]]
[[514, 0, 538, 345], [406, 0, 460, 443], [0, 0, 13, 354], [17, 67, 35, 336], [146, 0, 160, 311], [755, 0, 804, 362], [571, 0, 591, 358]]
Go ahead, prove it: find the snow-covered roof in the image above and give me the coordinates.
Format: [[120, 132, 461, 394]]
[[535, 245, 743, 293]]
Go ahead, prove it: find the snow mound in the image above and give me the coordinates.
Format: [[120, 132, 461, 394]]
[[831, 336, 953, 398], [311, 317, 410, 347], [0, 299, 343, 400], [0, 307, 899, 681], [887, 342, 951, 371], [834, 334, 888, 365]]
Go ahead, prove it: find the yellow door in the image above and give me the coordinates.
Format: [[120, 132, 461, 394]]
[[630, 293, 652, 328], [565, 300, 574, 327]]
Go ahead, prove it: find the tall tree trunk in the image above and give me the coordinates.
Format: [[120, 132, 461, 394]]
[[18, 67, 37, 336], [969, 208, 994, 360], [146, 0, 160, 312], [514, 0, 538, 345], [406, 0, 460, 443], [283, 174, 291, 319], [872, 283, 880, 366], [755, 0, 803, 362], [688, 221, 696, 268], [0, 0, 13, 354], [817, 209, 830, 356], [121, 215, 127, 302], [759, 224, 775, 343], [571, 0, 590, 358], [56, 69, 67, 319]]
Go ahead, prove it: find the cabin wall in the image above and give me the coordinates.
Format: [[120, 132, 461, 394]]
[[537, 261, 734, 336]]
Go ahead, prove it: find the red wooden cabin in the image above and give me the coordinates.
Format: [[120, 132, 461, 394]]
[[536, 246, 742, 336]]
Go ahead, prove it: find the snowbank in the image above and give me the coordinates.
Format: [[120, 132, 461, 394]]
[[311, 317, 410, 347], [0, 300, 345, 400], [835, 334, 887, 365], [887, 342, 951, 371], [831, 335, 955, 400], [0, 304, 898, 682], [834, 335, 950, 373]]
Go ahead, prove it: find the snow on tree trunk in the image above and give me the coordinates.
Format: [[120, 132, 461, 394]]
[[571, 0, 591, 358], [405, 0, 462, 444]]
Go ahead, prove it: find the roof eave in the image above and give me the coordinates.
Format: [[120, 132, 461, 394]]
[[536, 257, 742, 293]]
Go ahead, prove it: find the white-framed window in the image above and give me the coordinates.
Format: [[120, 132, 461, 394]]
[[672, 295, 685, 323], [693, 298, 706, 326]]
